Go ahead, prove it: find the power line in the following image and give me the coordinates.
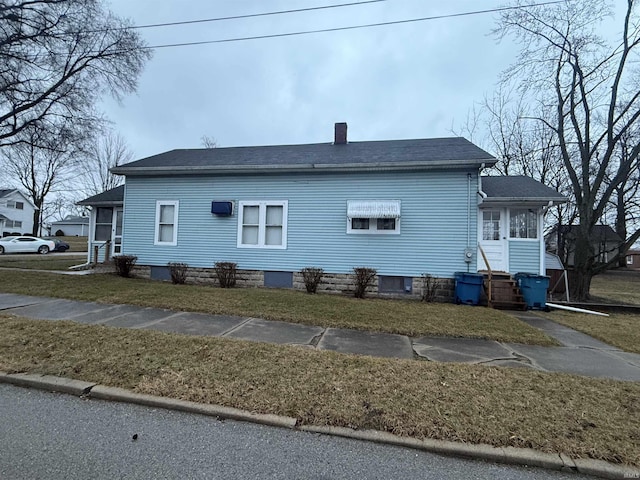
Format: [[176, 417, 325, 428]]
[[112, 0, 388, 32], [138, 1, 566, 51]]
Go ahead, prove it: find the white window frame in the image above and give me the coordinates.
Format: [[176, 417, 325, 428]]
[[346, 200, 401, 235], [347, 216, 400, 235], [6, 220, 22, 229], [237, 200, 288, 249], [154, 200, 179, 246], [508, 208, 538, 240]]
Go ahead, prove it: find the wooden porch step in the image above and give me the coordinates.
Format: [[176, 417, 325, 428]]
[[481, 272, 527, 310]]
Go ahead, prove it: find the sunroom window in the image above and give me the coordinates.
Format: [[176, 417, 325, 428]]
[[509, 209, 537, 239]]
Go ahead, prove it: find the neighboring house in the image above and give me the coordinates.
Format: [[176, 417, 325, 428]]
[[50, 215, 90, 236], [77, 186, 124, 263], [626, 249, 640, 269], [80, 123, 566, 296], [546, 225, 623, 267], [0, 189, 37, 235]]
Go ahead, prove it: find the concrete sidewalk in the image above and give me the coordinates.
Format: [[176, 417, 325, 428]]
[[1, 292, 639, 381]]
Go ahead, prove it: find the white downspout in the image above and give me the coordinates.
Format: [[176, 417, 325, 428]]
[[477, 164, 487, 200], [540, 201, 554, 275], [467, 173, 471, 249]]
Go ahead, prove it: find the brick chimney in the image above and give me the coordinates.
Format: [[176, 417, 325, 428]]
[[334, 122, 347, 145]]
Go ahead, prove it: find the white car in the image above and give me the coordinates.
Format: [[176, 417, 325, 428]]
[[0, 236, 56, 254]]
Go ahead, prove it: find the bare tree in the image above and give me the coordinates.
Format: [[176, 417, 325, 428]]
[[1, 124, 79, 235], [454, 89, 577, 249], [494, 0, 640, 299], [78, 131, 131, 195], [201, 135, 218, 148], [0, 0, 151, 147], [606, 129, 640, 266]]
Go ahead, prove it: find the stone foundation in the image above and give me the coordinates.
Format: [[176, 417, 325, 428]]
[[121, 264, 455, 302]]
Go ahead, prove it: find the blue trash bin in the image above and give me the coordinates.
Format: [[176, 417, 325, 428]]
[[454, 272, 484, 306], [514, 273, 550, 310]]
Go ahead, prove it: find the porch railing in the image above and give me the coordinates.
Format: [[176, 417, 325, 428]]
[[92, 240, 111, 265]]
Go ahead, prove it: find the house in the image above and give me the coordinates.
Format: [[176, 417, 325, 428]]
[[626, 249, 640, 269], [0, 189, 37, 236], [546, 225, 623, 266], [49, 215, 90, 237], [80, 123, 566, 297]]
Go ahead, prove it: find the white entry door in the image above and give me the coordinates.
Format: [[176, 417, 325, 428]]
[[111, 207, 123, 256], [478, 209, 507, 272]]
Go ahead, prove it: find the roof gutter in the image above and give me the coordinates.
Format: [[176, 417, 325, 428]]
[[76, 200, 123, 207], [111, 158, 496, 176], [480, 197, 567, 203]]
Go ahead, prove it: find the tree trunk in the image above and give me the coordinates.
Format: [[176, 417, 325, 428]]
[[569, 231, 595, 301], [567, 268, 593, 301], [31, 198, 43, 236], [615, 187, 628, 268]]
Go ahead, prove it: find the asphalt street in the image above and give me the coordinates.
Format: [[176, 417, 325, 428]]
[[0, 384, 595, 480]]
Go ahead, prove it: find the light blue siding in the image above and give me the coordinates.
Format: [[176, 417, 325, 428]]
[[509, 241, 540, 274], [122, 170, 478, 277]]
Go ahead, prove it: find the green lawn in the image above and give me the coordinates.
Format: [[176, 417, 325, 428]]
[[548, 311, 640, 354], [0, 270, 556, 345], [57, 236, 88, 252], [1, 316, 637, 466], [544, 270, 640, 353], [0, 254, 86, 271]]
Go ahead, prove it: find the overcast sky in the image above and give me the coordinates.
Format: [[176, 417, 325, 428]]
[[100, 0, 521, 160]]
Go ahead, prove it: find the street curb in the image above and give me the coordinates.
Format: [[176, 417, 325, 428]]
[[0, 371, 96, 396], [89, 385, 297, 429], [1, 372, 639, 480]]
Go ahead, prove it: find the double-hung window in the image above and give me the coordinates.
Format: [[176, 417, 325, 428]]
[[238, 201, 288, 249], [155, 201, 179, 246], [6, 201, 23, 210], [347, 200, 401, 235], [509, 209, 537, 239]]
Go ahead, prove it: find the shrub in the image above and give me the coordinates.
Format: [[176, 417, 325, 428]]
[[168, 262, 189, 284], [215, 261, 237, 288], [55, 229, 65, 236], [113, 255, 137, 278], [353, 267, 377, 298], [301, 267, 324, 294], [420, 273, 439, 302]]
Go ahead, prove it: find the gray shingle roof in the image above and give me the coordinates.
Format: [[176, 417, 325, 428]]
[[51, 216, 90, 225], [77, 185, 124, 206], [0, 189, 15, 198], [482, 176, 566, 202], [560, 225, 623, 243], [111, 137, 496, 176]]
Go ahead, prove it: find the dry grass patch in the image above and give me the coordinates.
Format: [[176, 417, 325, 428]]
[[547, 311, 640, 354], [0, 315, 638, 466], [0, 254, 86, 271], [591, 270, 640, 305], [0, 270, 555, 344]]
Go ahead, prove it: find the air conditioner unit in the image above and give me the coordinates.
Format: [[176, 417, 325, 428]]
[[211, 201, 234, 217]]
